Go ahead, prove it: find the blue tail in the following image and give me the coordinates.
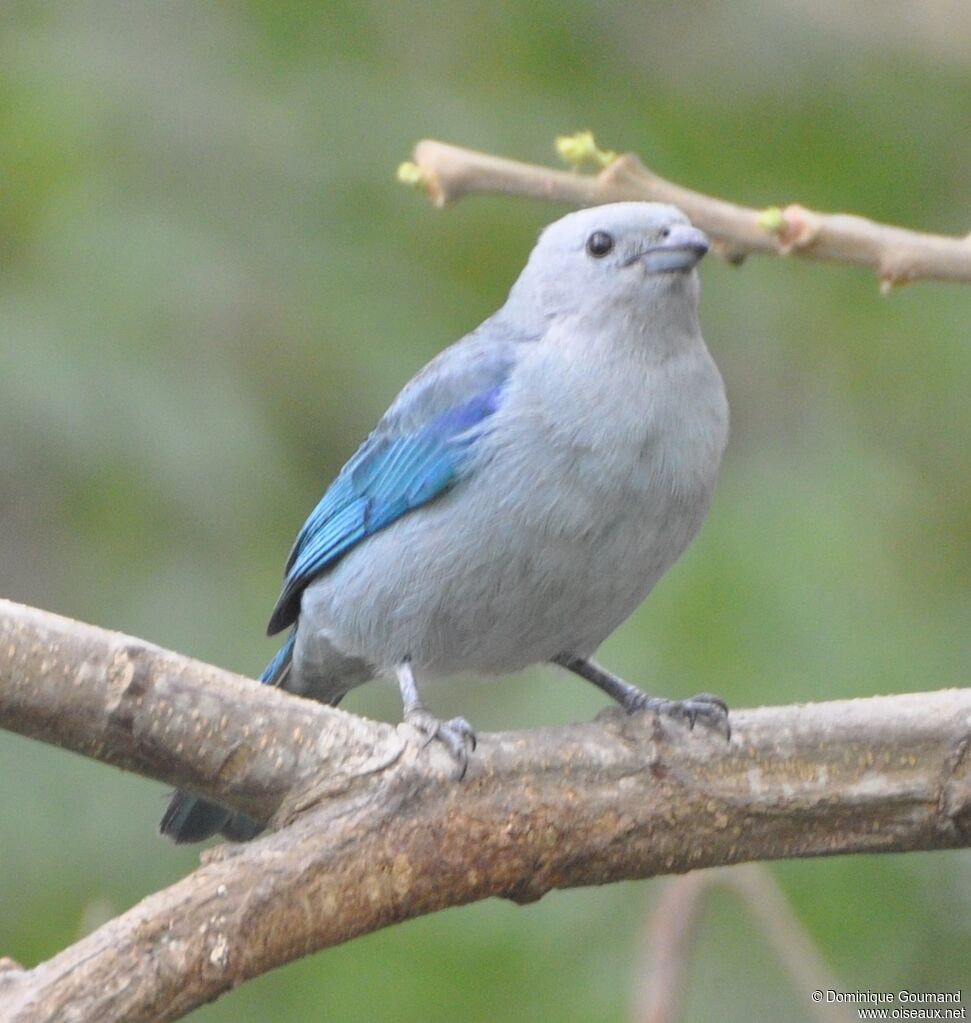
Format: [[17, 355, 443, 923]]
[[258, 632, 297, 687], [159, 631, 296, 844]]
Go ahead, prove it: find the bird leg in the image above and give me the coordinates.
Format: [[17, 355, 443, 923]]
[[394, 661, 477, 776], [553, 654, 730, 740]]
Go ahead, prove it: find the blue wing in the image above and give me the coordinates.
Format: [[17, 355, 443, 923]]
[[266, 357, 511, 635]]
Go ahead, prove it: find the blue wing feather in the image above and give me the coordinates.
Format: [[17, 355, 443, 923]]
[[266, 381, 506, 635]]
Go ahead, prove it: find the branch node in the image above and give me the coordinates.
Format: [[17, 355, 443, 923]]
[[878, 252, 914, 295], [774, 204, 821, 254], [105, 641, 150, 716], [940, 738, 971, 841], [597, 151, 654, 193], [711, 238, 749, 266], [503, 878, 550, 906]]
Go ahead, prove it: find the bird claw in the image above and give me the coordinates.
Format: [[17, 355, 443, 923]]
[[625, 691, 731, 741], [405, 710, 477, 777]]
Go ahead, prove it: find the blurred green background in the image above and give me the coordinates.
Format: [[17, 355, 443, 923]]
[[2, 2, 970, 1020]]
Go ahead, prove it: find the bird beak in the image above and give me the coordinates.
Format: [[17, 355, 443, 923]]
[[635, 224, 710, 274]]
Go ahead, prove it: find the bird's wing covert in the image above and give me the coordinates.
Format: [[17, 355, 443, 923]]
[[266, 330, 520, 634]]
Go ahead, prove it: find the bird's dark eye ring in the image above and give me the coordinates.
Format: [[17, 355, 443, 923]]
[[586, 231, 614, 258]]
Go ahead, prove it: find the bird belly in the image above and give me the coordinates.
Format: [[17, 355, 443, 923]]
[[297, 440, 713, 682]]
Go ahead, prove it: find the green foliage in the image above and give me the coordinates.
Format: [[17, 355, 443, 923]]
[[1, 3, 969, 1019]]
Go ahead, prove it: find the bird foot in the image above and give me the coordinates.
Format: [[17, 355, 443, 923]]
[[405, 708, 477, 777], [624, 691, 731, 741]]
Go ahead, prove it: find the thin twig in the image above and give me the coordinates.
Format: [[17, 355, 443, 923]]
[[722, 866, 851, 1023], [407, 140, 971, 290], [632, 871, 709, 1023], [633, 865, 854, 1023]]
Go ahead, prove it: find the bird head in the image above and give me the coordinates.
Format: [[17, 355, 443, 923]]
[[505, 202, 709, 332]]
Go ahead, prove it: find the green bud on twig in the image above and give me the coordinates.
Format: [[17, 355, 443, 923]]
[[396, 161, 426, 189], [757, 206, 786, 235], [555, 131, 617, 171]]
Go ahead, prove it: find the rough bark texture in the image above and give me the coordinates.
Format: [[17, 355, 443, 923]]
[[1, 599, 970, 1022], [407, 140, 971, 289], [0, 600, 401, 824]]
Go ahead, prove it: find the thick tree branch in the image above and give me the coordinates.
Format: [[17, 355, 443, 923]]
[[0, 600, 402, 826], [406, 139, 971, 290], [1, 598, 970, 1022]]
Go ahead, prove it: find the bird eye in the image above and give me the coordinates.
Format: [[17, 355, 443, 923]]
[[586, 231, 614, 258], [659, 226, 671, 239]]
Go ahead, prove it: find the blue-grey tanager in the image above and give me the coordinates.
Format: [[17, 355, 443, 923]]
[[161, 201, 729, 843]]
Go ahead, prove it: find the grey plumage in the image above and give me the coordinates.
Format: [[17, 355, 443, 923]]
[[293, 204, 727, 693], [160, 201, 729, 844]]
